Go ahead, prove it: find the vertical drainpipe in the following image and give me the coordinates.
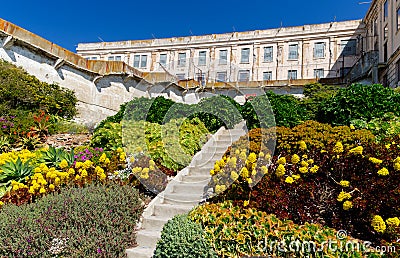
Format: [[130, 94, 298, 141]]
[[301, 39, 305, 80]]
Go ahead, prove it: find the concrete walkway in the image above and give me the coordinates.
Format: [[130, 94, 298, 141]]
[[126, 121, 247, 258]]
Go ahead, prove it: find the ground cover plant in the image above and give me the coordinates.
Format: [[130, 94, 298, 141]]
[[0, 183, 144, 257], [208, 132, 400, 248]]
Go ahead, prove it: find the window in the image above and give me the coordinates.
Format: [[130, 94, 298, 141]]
[[133, 55, 147, 68], [263, 71, 272, 81], [314, 69, 324, 78], [384, 42, 388, 62], [108, 56, 115, 61], [314, 42, 325, 58], [216, 72, 227, 82], [176, 73, 186, 80], [288, 70, 297, 80], [238, 70, 250, 82], [86, 56, 98, 60], [115, 56, 122, 61], [384, 0, 389, 21], [196, 73, 205, 85], [263, 46, 273, 62], [396, 59, 400, 82], [178, 53, 186, 67], [219, 50, 228, 64], [198, 51, 207, 66], [340, 39, 357, 56], [288, 44, 298, 60], [241, 48, 250, 63], [397, 8, 400, 31], [159, 54, 167, 66], [384, 25, 389, 40]]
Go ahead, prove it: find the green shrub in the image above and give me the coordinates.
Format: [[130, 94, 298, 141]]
[[318, 83, 400, 125], [242, 92, 309, 129], [91, 122, 122, 150], [0, 183, 144, 257], [154, 214, 218, 258], [0, 60, 77, 118], [302, 83, 340, 119], [351, 113, 400, 142], [189, 202, 375, 257]]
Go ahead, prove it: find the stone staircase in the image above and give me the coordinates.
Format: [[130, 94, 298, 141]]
[[126, 121, 247, 258]]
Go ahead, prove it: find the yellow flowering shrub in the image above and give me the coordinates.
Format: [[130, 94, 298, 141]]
[[343, 200, 353, 210], [337, 191, 352, 202], [371, 215, 386, 233]]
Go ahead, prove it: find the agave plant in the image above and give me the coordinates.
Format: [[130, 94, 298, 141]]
[[0, 157, 34, 196], [39, 146, 75, 168]]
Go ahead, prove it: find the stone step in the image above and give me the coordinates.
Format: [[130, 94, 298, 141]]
[[141, 216, 170, 231], [153, 203, 194, 217], [187, 167, 213, 176], [136, 229, 162, 247], [180, 174, 211, 183], [206, 146, 228, 153], [162, 192, 203, 205], [173, 182, 206, 193], [126, 246, 155, 258]]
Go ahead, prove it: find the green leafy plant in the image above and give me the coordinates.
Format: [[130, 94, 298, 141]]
[[154, 214, 218, 258], [302, 83, 340, 119], [0, 157, 34, 187], [318, 83, 400, 125], [0, 183, 145, 257], [39, 146, 74, 167]]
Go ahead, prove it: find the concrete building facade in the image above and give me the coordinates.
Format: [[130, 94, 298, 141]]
[[76, 20, 364, 86]]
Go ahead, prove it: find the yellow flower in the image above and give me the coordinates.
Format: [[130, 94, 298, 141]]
[[350, 124, 355, 130], [377, 167, 389, 176], [230, 171, 239, 181], [386, 143, 391, 149], [343, 201, 353, 210], [228, 157, 237, 167], [49, 184, 55, 191], [210, 169, 215, 176], [394, 157, 400, 163], [371, 215, 386, 233], [246, 178, 253, 184], [215, 185, 226, 193], [83, 160, 93, 169], [385, 217, 400, 227], [116, 147, 123, 153], [243, 200, 249, 207], [129, 156, 135, 163], [259, 152, 265, 158], [337, 191, 352, 202], [261, 166, 268, 175], [299, 167, 308, 174], [275, 164, 285, 177], [214, 164, 221, 172], [241, 167, 249, 178], [28, 187, 35, 194], [149, 160, 155, 166], [340, 180, 350, 187], [12, 184, 19, 191], [81, 169, 88, 178], [251, 169, 257, 176], [299, 141, 307, 150], [54, 177, 61, 185], [292, 174, 301, 180], [369, 157, 383, 164], [95, 166, 104, 175], [142, 168, 150, 174], [99, 153, 107, 163], [285, 176, 294, 184], [235, 149, 240, 155], [239, 151, 247, 161], [307, 159, 314, 165], [99, 173, 107, 180], [140, 171, 149, 179], [349, 146, 363, 155], [300, 161, 308, 167], [277, 157, 286, 165], [75, 175, 81, 180], [291, 154, 300, 164], [247, 153, 257, 164], [0, 201, 4, 207], [39, 187, 46, 194], [59, 159, 69, 169], [333, 142, 344, 153], [394, 163, 400, 171], [310, 165, 319, 173]]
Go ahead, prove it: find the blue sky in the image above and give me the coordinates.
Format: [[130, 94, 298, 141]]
[[1, 0, 370, 52]]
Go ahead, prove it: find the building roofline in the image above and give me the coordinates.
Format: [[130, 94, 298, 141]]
[[77, 19, 363, 51]]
